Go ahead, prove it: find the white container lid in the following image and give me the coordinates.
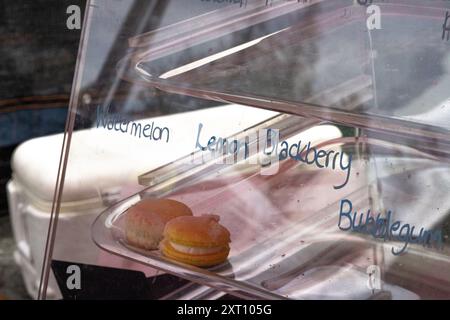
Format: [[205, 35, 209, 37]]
[[11, 105, 277, 210]]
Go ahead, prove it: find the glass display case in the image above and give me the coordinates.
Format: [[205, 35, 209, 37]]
[[38, 0, 450, 299]]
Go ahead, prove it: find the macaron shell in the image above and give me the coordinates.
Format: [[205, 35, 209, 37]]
[[126, 198, 193, 224], [164, 215, 231, 248], [160, 239, 230, 267], [125, 198, 193, 250], [125, 223, 162, 250]]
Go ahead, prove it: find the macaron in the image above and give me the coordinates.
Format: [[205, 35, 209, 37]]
[[160, 214, 231, 267], [125, 198, 193, 250]]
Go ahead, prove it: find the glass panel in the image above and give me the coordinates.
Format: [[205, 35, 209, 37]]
[[40, 0, 450, 300], [133, 1, 450, 141]]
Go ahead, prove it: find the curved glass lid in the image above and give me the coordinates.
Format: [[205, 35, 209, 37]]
[[131, 0, 450, 143]]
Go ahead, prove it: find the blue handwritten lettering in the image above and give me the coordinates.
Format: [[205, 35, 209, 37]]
[[337, 199, 443, 255], [95, 106, 170, 143]]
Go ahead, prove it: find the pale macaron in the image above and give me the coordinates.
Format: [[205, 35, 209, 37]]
[[125, 198, 193, 250]]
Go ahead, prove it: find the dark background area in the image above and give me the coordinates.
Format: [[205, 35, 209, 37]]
[[0, 0, 225, 215], [0, 0, 235, 299], [0, 0, 86, 216], [0, 0, 86, 299]]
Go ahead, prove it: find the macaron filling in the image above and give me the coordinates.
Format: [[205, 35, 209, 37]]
[[170, 242, 224, 255]]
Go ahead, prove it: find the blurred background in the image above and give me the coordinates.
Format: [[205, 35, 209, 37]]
[[0, 0, 241, 300], [3, 0, 449, 301], [0, 0, 85, 299]]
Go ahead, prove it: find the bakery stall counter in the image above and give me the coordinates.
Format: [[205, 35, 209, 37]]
[[91, 127, 450, 300]]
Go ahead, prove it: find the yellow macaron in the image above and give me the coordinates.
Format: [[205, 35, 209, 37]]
[[160, 215, 231, 267]]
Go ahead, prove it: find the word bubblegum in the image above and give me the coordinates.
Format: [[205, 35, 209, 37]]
[[338, 199, 444, 255], [194, 123, 352, 189]]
